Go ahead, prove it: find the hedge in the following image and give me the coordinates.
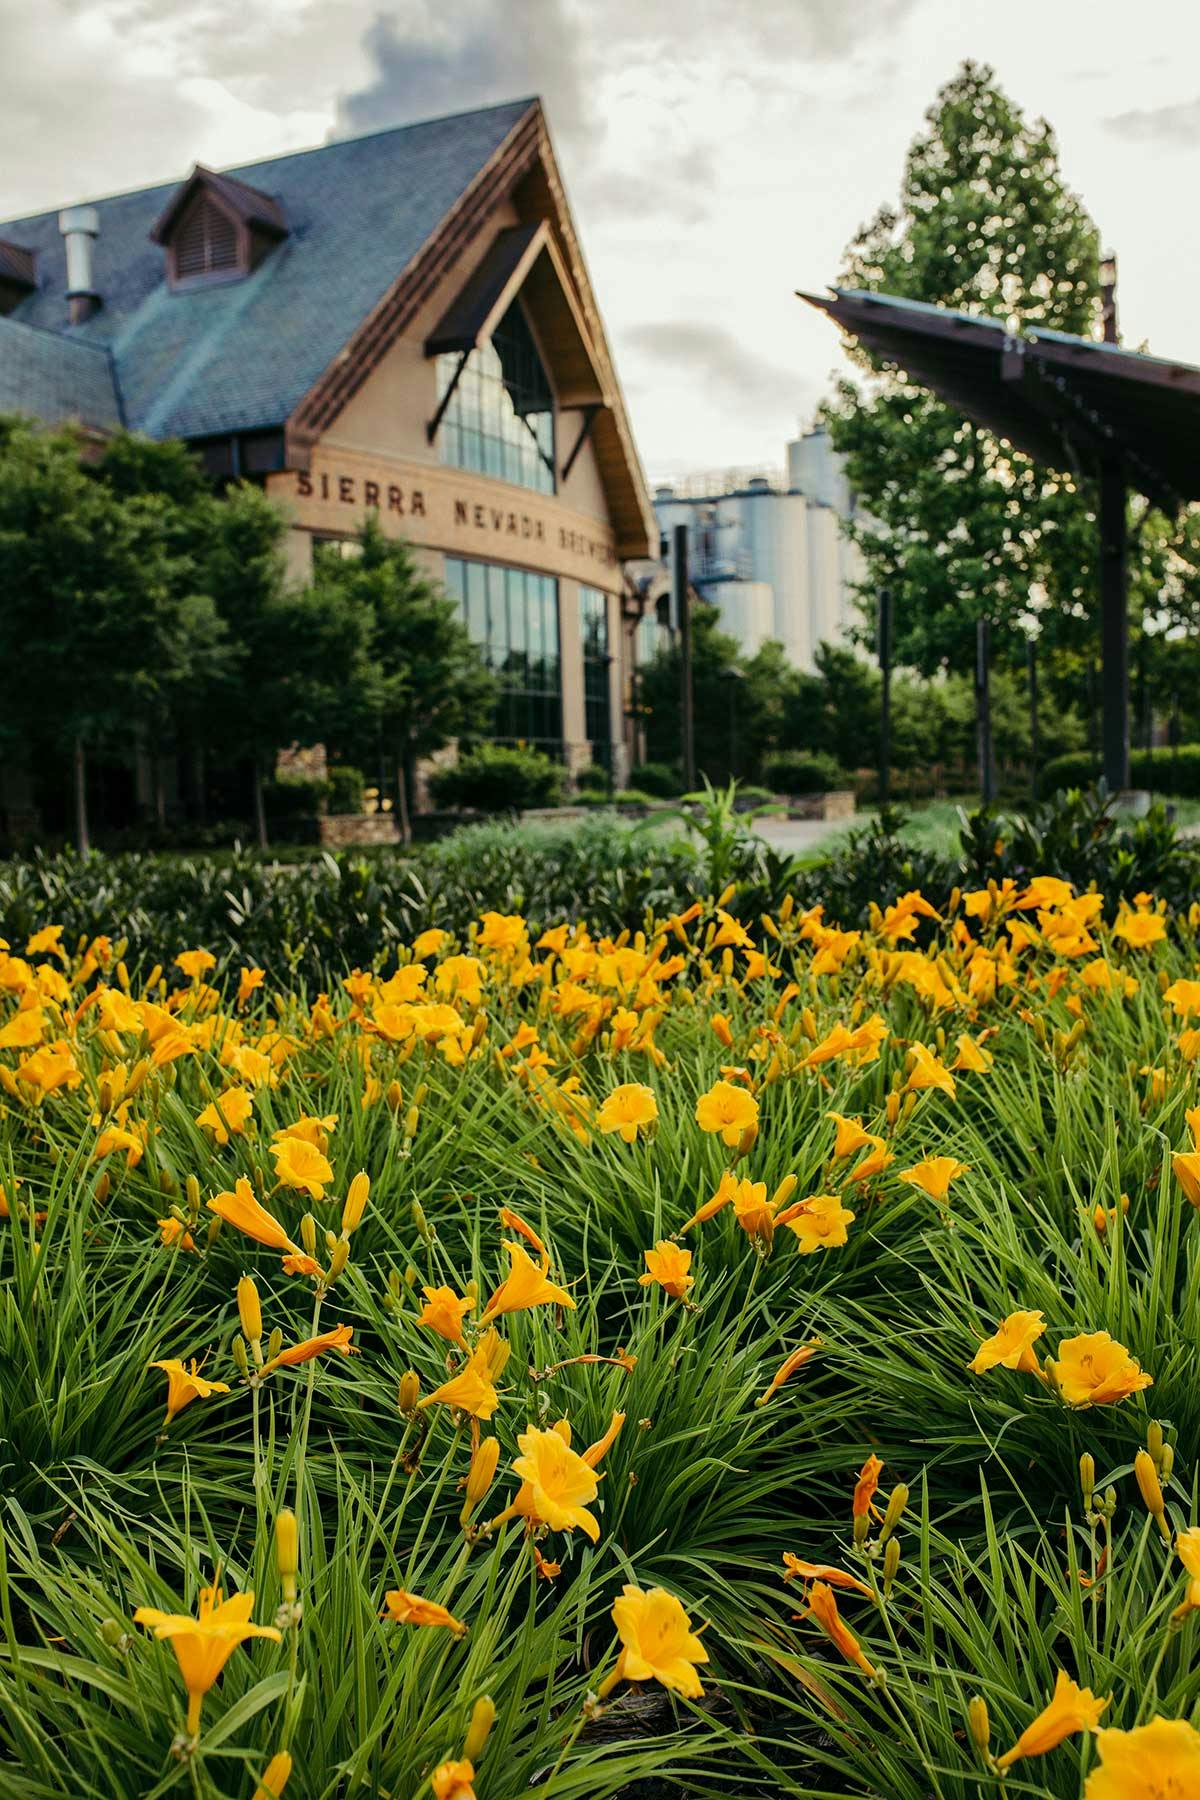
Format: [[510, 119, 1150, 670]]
[[1041, 744, 1200, 797]]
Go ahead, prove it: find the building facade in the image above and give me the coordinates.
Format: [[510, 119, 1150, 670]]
[[650, 426, 863, 669], [0, 99, 655, 816]]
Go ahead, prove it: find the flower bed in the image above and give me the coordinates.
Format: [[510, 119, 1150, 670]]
[[1, 881, 1199, 1796]]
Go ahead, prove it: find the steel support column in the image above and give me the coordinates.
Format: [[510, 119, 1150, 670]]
[[1099, 458, 1130, 792]]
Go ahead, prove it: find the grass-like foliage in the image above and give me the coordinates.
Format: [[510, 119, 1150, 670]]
[[2, 876, 1199, 1797]]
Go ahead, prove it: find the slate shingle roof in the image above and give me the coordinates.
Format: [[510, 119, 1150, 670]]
[[0, 99, 534, 443], [0, 316, 121, 430]]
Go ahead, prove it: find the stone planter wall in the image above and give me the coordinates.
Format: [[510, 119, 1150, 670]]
[[786, 789, 856, 822], [318, 813, 401, 849]]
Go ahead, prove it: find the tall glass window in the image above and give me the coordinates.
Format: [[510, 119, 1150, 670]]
[[437, 299, 555, 496], [444, 557, 562, 752], [580, 586, 612, 767]]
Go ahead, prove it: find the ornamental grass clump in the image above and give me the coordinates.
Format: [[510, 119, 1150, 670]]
[[2, 875, 1200, 1795]]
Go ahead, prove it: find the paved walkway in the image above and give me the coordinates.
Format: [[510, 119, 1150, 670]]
[[748, 815, 856, 854]]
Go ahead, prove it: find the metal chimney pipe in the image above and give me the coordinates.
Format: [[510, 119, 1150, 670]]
[[58, 205, 100, 323]]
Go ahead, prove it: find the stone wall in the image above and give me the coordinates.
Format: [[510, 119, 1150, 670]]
[[318, 813, 400, 849]]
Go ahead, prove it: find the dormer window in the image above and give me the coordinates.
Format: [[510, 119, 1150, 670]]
[[150, 164, 288, 290], [174, 194, 240, 281], [0, 239, 36, 316]]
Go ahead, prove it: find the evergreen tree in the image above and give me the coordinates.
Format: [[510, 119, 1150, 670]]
[[824, 62, 1102, 685], [315, 520, 495, 843]]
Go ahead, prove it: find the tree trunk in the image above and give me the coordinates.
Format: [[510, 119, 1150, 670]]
[[154, 754, 167, 830], [253, 756, 269, 851], [193, 744, 207, 827], [73, 735, 90, 858], [395, 747, 413, 847]]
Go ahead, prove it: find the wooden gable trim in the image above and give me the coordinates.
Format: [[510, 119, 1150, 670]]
[[511, 120, 655, 559], [286, 103, 544, 458]]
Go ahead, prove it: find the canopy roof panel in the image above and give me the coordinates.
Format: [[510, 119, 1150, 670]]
[[800, 286, 1200, 512]]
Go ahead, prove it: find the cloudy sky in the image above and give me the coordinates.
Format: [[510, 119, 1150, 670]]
[[2, 0, 1196, 479]]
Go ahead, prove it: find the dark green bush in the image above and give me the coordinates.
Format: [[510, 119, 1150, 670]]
[[428, 745, 565, 813], [327, 765, 366, 815], [262, 775, 327, 820], [574, 762, 610, 793], [1041, 745, 1200, 798], [763, 750, 849, 794], [630, 762, 684, 798]]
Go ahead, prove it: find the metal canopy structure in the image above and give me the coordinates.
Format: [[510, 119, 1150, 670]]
[[800, 285, 1200, 789]]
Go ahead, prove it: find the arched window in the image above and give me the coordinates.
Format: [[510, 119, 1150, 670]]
[[436, 298, 555, 495]]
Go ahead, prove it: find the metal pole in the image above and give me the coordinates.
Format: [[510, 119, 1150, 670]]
[[975, 618, 995, 804], [1027, 636, 1039, 803], [672, 524, 695, 788], [877, 586, 892, 807], [1099, 459, 1130, 792]]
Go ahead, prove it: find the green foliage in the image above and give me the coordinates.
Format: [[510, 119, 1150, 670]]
[[573, 763, 610, 794], [429, 745, 566, 814], [629, 762, 684, 798], [319, 519, 495, 839], [824, 61, 1103, 678], [1043, 745, 1200, 799], [326, 766, 366, 816], [762, 750, 849, 794]]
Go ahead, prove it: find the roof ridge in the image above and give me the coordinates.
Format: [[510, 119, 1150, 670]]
[[0, 96, 540, 229]]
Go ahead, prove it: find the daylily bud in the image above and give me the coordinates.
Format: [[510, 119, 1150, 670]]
[[1103, 1484, 1118, 1519], [411, 1200, 431, 1242], [237, 1276, 262, 1346], [327, 1239, 350, 1280], [251, 1751, 293, 1800], [967, 1695, 990, 1759], [404, 1105, 421, 1140], [853, 1513, 870, 1548], [99, 1616, 129, 1649], [463, 1694, 496, 1762], [461, 1436, 501, 1525], [882, 1536, 900, 1595], [342, 1171, 370, 1235], [735, 1122, 758, 1159], [1080, 1452, 1095, 1512], [398, 1371, 421, 1415], [1134, 1449, 1171, 1541], [801, 1007, 817, 1041], [276, 1508, 298, 1603], [414, 1083, 429, 1107], [1161, 1444, 1175, 1480], [300, 1213, 318, 1256], [158, 1169, 176, 1196], [267, 1327, 284, 1363], [885, 1090, 900, 1127], [386, 1079, 404, 1113], [232, 1335, 250, 1378], [95, 1171, 110, 1205], [185, 1173, 201, 1216], [877, 1483, 909, 1546], [1147, 1420, 1164, 1467], [770, 1174, 798, 1212]]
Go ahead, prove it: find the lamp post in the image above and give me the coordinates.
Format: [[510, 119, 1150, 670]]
[[720, 666, 746, 780]]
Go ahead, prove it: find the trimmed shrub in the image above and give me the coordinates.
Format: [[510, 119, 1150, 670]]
[[630, 762, 684, 798], [261, 774, 327, 820], [763, 750, 849, 795], [574, 762, 610, 793], [327, 765, 366, 815], [1041, 745, 1200, 798], [428, 744, 566, 814]]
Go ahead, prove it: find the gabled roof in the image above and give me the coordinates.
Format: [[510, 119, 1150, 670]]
[[0, 97, 655, 558], [0, 316, 121, 430], [0, 99, 535, 442], [149, 165, 288, 245]]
